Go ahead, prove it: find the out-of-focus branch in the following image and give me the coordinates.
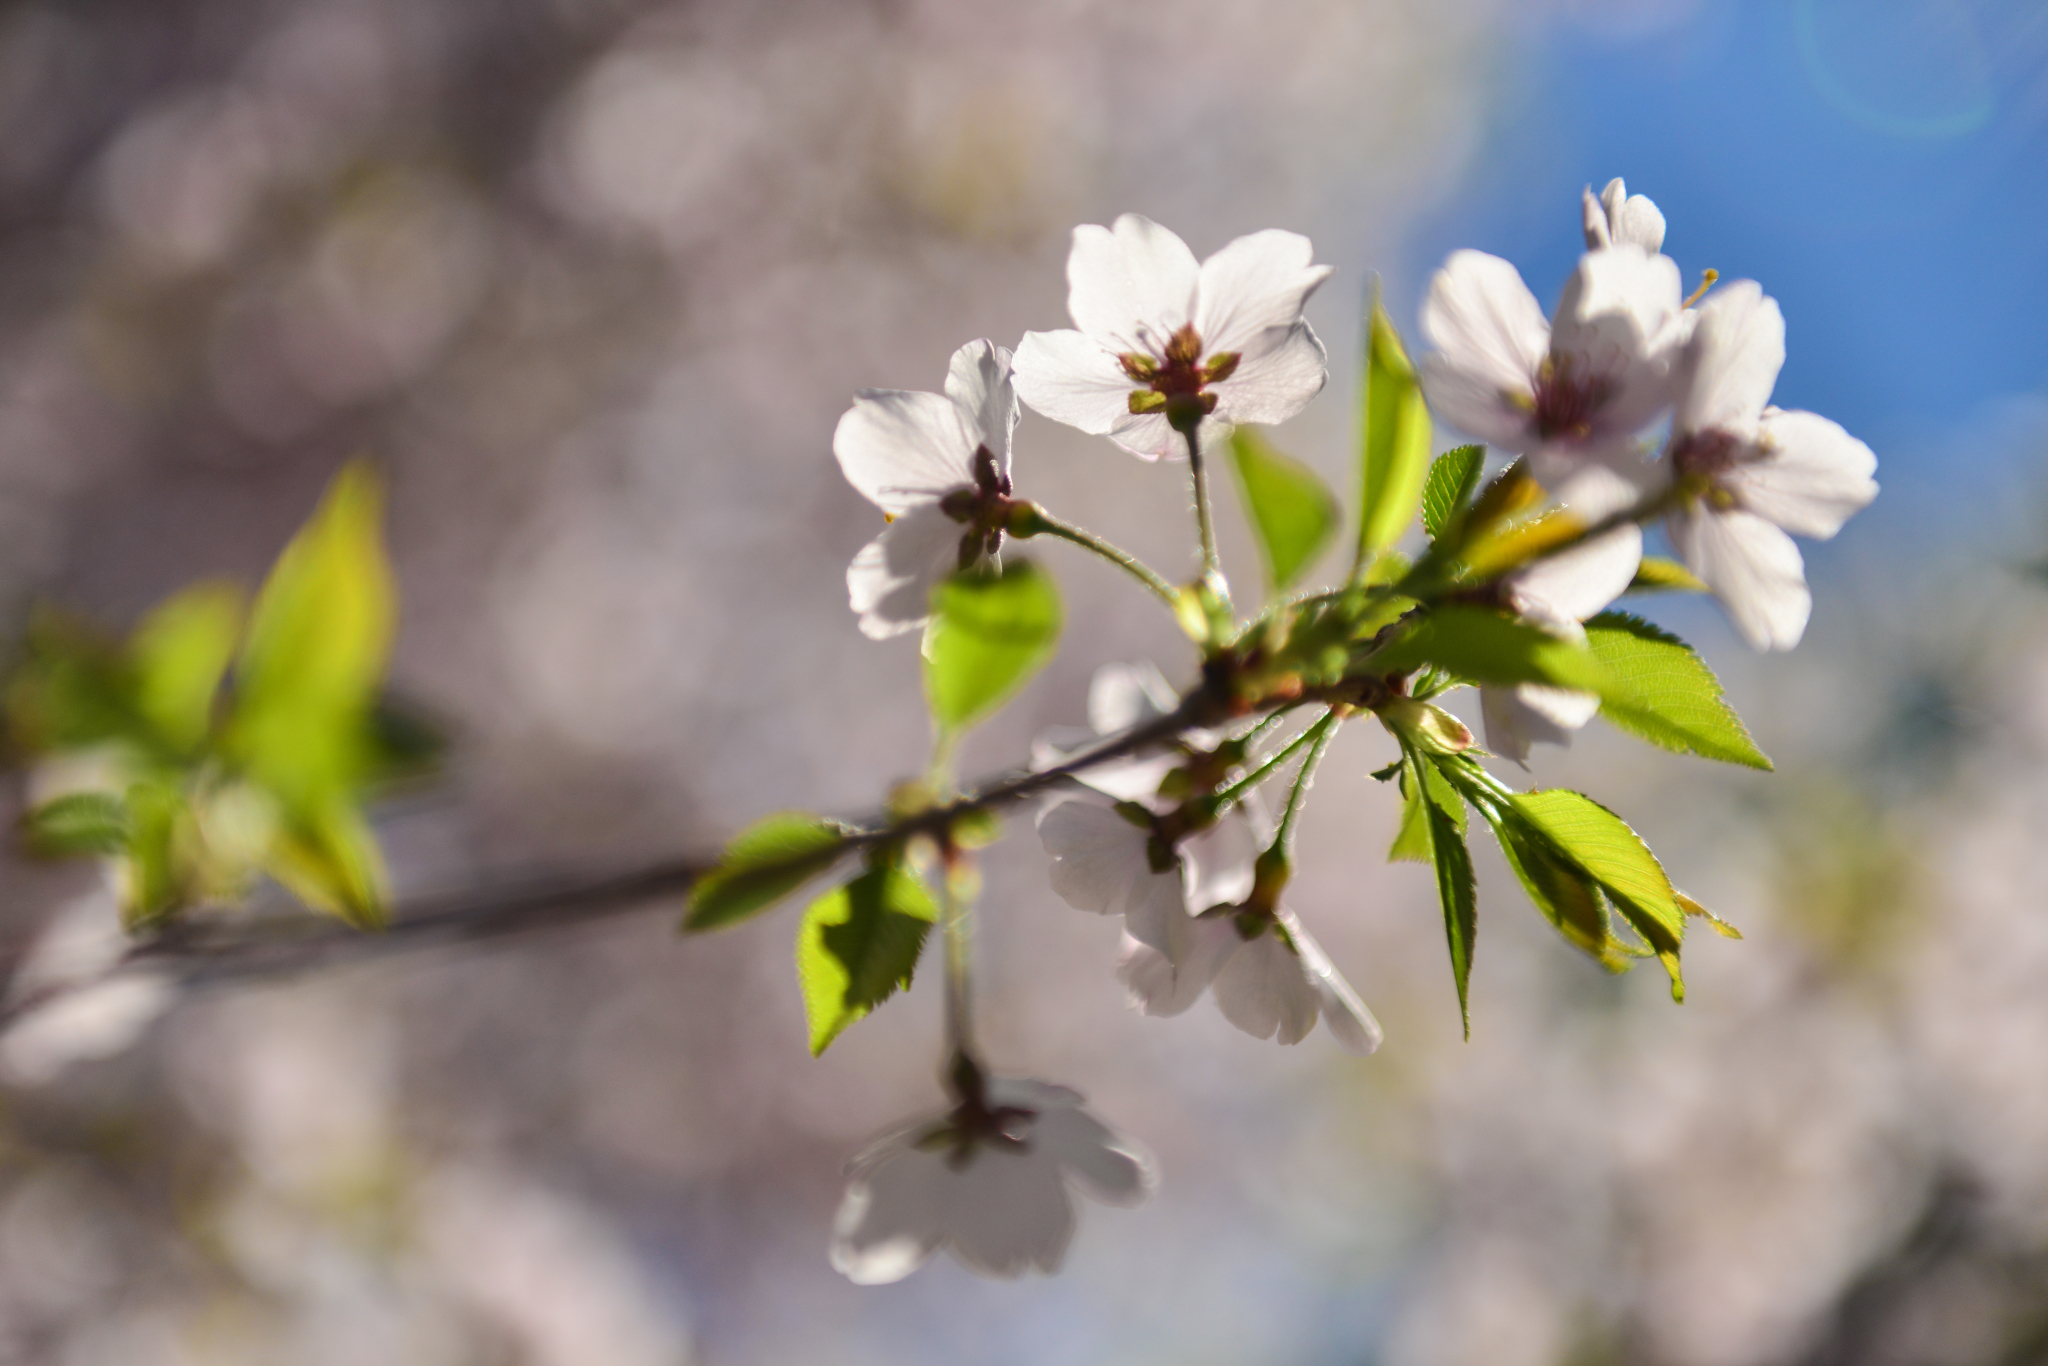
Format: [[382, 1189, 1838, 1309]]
[[0, 693, 1218, 1032]]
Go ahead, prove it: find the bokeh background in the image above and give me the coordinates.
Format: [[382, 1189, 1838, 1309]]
[[4, 0, 2048, 1361]]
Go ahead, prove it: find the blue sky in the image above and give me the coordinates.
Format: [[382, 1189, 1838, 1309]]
[[1401, 0, 2048, 524]]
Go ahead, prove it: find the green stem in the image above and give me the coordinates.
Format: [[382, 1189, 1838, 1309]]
[[940, 856, 975, 1063], [1184, 422, 1223, 583], [1274, 713, 1339, 853], [1214, 708, 1337, 812], [1016, 506, 1178, 606]]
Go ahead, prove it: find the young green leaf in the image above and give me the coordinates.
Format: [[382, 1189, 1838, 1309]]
[[1627, 555, 1710, 594], [1419, 445, 1486, 543], [21, 791, 131, 858], [796, 862, 939, 1055], [229, 461, 396, 805], [1422, 767, 1478, 1037], [925, 559, 1063, 734], [132, 581, 244, 754], [1584, 612, 1772, 770], [1228, 426, 1340, 592], [1389, 759, 1431, 863], [1487, 810, 1629, 971], [686, 811, 850, 932], [1368, 606, 1609, 695], [1354, 289, 1433, 577], [265, 797, 389, 930], [1511, 789, 1686, 998]]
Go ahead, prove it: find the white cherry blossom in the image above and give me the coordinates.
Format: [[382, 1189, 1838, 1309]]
[[834, 339, 1019, 639], [1480, 463, 1645, 764], [1030, 660, 1209, 803], [1419, 244, 1684, 479], [1119, 904, 1382, 1054], [1664, 280, 1878, 651], [1582, 177, 1666, 254], [1012, 214, 1334, 460], [830, 1077, 1156, 1284]]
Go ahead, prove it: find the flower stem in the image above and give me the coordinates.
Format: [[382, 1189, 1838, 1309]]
[[1014, 505, 1177, 606], [1214, 708, 1337, 811], [1183, 423, 1223, 585], [939, 850, 976, 1065], [1275, 713, 1339, 853]]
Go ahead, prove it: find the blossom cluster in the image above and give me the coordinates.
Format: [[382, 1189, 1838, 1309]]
[[806, 183, 1878, 1284]]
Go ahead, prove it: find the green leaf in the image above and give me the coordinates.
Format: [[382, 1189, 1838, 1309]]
[[796, 862, 939, 1055], [1487, 811, 1628, 971], [132, 582, 244, 754], [1414, 750, 1478, 1037], [229, 461, 396, 804], [1369, 606, 1609, 695], [925, 559, 1062, 734], [1511, 789, 1686, 998], [686, 811, 850, 932], [21, 791, 131, 857], [1420, 445, 1486, 543], [265, 797, 388, 930], [1229, 427, 1340, 592], [1584, 612, 1772, 770], [1627, 555, 1709, 594], [1389, 747, 1465, 863], [119, 780, 186, 929], [1355, 289, 1433, 575]]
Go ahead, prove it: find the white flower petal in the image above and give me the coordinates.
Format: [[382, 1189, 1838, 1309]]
[[1118, 913, 1238, 1017], [831, 1142, 947, 1284], [943, 339, 1019, 475], [1088, 660, 1179, 734], [1065, 214, 1201, 349], [1669, 504, 1810, 651], [1106, 407, 1192, 461], [1279, 909, 1382, 1056], [1481, 686, 1572, 765], [1419, 250, 1551, 449], [1508, 520, 1642, 625], [1192, 228, 1333, 359], [1037, 799, 1182, 936], [1518, 683, 1600, 730], [834, 389, 977, 515], [1551, 245, 1685, 436], [1009, 1085, 1159, 1208], [1739, 408, 1879, 540], [1210, 926, 1321, 1045], [1582, 185, 1612, 250], [942, 1145, 1077, 1279], [1676, 279, 1784, 439], [1011, 327, 1145, 445], [1183, 810, 1262, 911], [846, 502, 972, 639], [1212, 321, 1329, 427], [1598, 178, 1666, 254]]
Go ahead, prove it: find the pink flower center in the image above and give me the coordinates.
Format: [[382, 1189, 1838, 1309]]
[[1531, 356, 1611, 442]]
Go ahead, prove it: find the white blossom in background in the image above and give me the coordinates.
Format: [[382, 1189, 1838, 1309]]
[[1012, 214, 1333, 459], [834, 339, 1019, 639], [831, 1077, 1156, 1283], [1582, 176, 1667, 254], [1030, 659, 1210, 802], [1418, 242, 1684, 483], [1664, 280, 1879, 650], [1120, 904, 1383, 1054], [0, 884, 175, 1085], [1481, 464, 1645, 764]]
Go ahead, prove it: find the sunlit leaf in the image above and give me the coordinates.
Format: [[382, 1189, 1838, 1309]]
[[1627, 555, 1709, 594], [1368, 606, 1609, 695], [796, 862, 939, 1055], [229, 461, 395, 804], [1512, 789, 1686, 999], [1420, 444, 1485, 543], [132, 582, 244, 755], [264, 797, 388, 931], [1354, 289, 1432, 576], [1229, 426, 1340, 592], [1486, 807, 1629, 971], [1585, 612, 1772, 770], [685, 811, 850, 932], [20, 791, 130, 858], [925, 559, 1062, 734]]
